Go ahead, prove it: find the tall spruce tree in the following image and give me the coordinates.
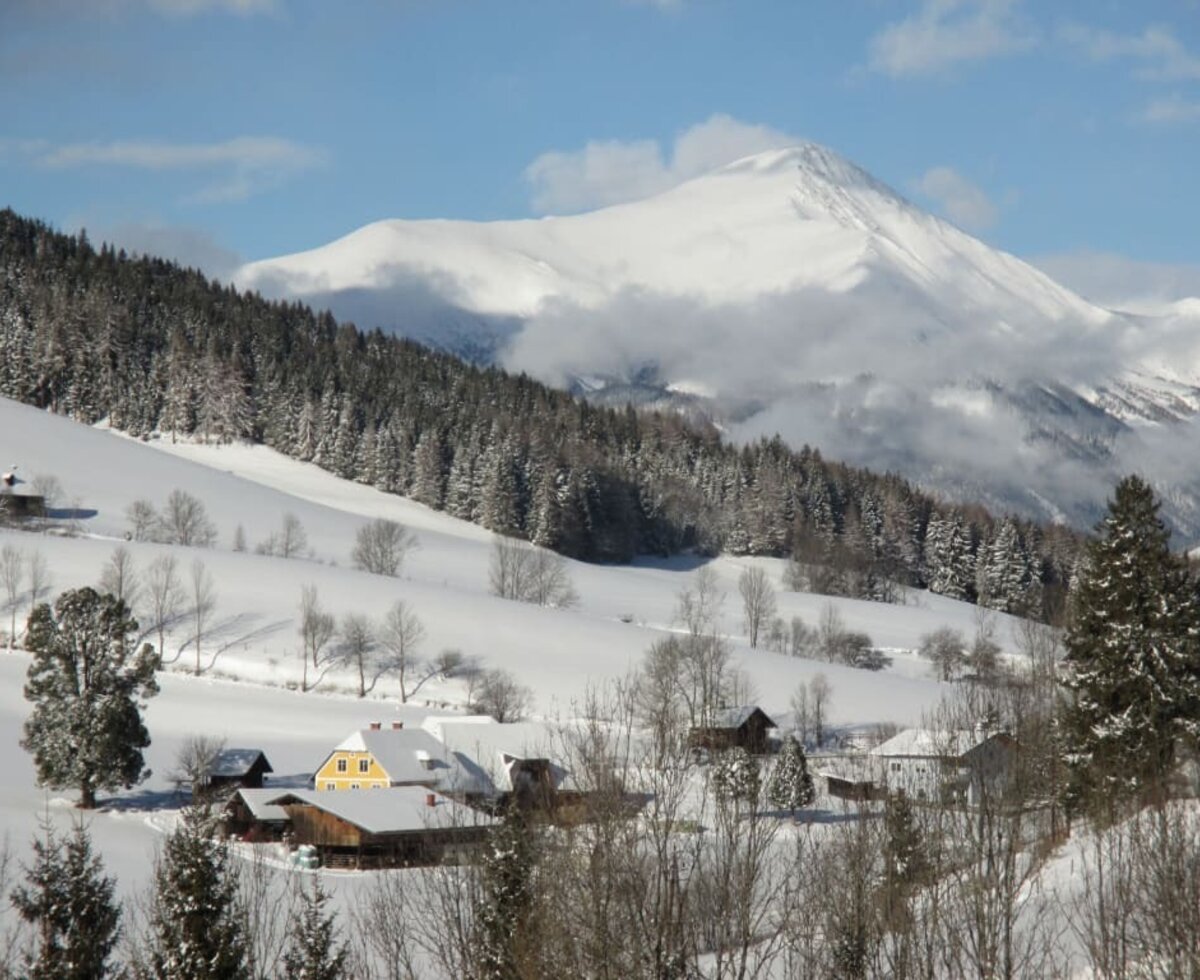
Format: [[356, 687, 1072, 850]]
[[1061, 475, 1200, 811], [21, 587, 160, 809], [11, 820, 121, 980], [767, 735, 815, 817], [282, 877, 350, 980], [141, 805, 250, 980]]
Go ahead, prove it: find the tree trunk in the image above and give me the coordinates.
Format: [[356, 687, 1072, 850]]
[[80, 781, 96, 809]]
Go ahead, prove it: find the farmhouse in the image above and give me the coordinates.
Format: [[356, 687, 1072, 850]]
[[869, 727, 1016, 806], [689, 706, 776, 755], [263, 786, 495, 869], [314, 722, 468, 792], [425, 717, 576, 810]]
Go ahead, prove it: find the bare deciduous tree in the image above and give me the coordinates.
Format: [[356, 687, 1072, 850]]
[[469, 668, 532, 722], [126, 498, 158, 542], [256, 512, 308, 559], [738, 566, 777, 649], [144, 553, 185, 662], [187, 559, 217, 675], [171, 734, 227, 797], [158, 489, 217, 547], [98, 545, 141, 609], [26, 550, 51, 614], [337, 613, 378, 698], [919, 626, 967, 681], [2, 544, 24, 649], [488, 536, 578, 608], [298, 584, 336, 693], [808, 673, 831, 749], [377, 600, 438, 703], [351, 519, 416, 577]]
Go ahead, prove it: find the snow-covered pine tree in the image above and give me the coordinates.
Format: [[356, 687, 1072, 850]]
[[282, 877, 350, 980], [1062, 475, 1200, 812], [142, 805, 250, 980], [475, 809, 536, 980], [767, 735, 815, 817], [711, 747, 762, 807], [11, 820, 121, 980], [21, 588, 160, 809]]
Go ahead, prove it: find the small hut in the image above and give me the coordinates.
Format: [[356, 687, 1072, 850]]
[[689, 706, 777, 755], [206, 748, 274, 792]]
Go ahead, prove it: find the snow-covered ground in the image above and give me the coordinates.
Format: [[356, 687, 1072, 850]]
[[0, 394, 1035, 917]]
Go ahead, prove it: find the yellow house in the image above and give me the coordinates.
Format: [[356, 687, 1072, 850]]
[[314, 722, 457, 792]]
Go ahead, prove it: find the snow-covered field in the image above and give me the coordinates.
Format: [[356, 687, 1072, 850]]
[[0, 394, 1034, 912]]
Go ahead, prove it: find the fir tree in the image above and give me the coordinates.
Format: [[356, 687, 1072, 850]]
[[142, 805, 250, 980], [767, 735, 815, 816], [21, 588, 160, 809], [1061, 475, 1200, 811], [711, 747, 762, 806], [282, 877, 350, 980], [475, 809, 535, 980], [11, 820, 121, 980]]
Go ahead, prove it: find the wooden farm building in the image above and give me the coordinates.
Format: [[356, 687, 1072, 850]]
[[225, 788, 291, 842], [206, 748, 273, 792], [254, 787, 496, 869], [313, 722, 474, 793], [0, 491, 45, 522], [689, 706, 777, 755]]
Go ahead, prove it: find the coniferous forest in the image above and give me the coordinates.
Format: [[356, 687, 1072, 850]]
[[0, 209, 1084, 618]]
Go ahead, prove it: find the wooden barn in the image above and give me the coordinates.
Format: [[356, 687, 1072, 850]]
[[263, 787, 496, 869], [0, 492, 45, 522], [206, 748, 274, 792], [225, 788, 291, 842], [689, 706, 777, 755]]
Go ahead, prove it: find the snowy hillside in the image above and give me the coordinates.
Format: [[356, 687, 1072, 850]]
[[0, 396, 1033, 876], [236, 144, 1200, 537]]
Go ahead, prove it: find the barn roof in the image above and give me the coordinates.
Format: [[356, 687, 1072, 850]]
[[211, 748, 273, 778], [267, 787, 495, 835], [869, 728, 1008, 760], [233, 788, 290, 823], [708, 705, 776, 730], [430, 720, 574, 795]]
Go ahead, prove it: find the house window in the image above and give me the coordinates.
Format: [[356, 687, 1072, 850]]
[[358, 758, 370, 773], [336, 758, 347, 773], [350, 783, 360, 790], [890, 762, 901, 773], [324, 782, 335, 790]]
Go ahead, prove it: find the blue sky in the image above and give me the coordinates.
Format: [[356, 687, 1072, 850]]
[[2, 0, 1199, 300]]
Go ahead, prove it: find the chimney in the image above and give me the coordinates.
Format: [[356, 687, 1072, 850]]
[[392, 721, 404, 730], [369, 722, 381, 731], [425, 792, 437, 808]]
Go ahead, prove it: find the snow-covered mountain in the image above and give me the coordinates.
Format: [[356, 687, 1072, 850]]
[[236, 144, 1200, 538]]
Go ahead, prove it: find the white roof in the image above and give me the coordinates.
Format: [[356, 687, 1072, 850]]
[[869, 728, 998, 760], [234, 788, 290, 823], [266, 787, 495, 835], [434, 720, 573, 794], [328, 727, 468, 789]]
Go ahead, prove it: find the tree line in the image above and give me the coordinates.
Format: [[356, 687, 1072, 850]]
[[0, 209, 1083, 618]]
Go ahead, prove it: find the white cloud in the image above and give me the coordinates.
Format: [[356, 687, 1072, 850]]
[[1033, 250, 1200, 311], [912, 165, 998, 230], [1062, 23, 1200, 82], [868, 0, 1036, 77], [1140, 93, 1200, 125], [32, 136, 326, 203], [86, 221, 242, 279], [524, 114, 796, 214]]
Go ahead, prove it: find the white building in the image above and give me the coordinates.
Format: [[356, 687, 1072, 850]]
[[869, 728, 1015, 806]]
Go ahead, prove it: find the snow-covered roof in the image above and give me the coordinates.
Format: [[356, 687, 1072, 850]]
[[433, 720, 573, 794], [211, 748, 272, 778], [266, 787, 494, 835], [329, 727, 465, 788], [708, 705, 775, 729], [233, 787, 290, 823], [869, 728, 1001, 759]]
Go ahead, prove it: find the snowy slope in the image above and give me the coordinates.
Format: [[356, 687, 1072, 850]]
[[235, 143, 1200, 538], [0, 395, 1032, 919]]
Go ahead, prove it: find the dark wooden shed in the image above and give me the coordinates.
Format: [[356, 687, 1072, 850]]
[[0, 493, 45, 522], [689, 706, 777, 755], [206, 748, 274, 792]]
